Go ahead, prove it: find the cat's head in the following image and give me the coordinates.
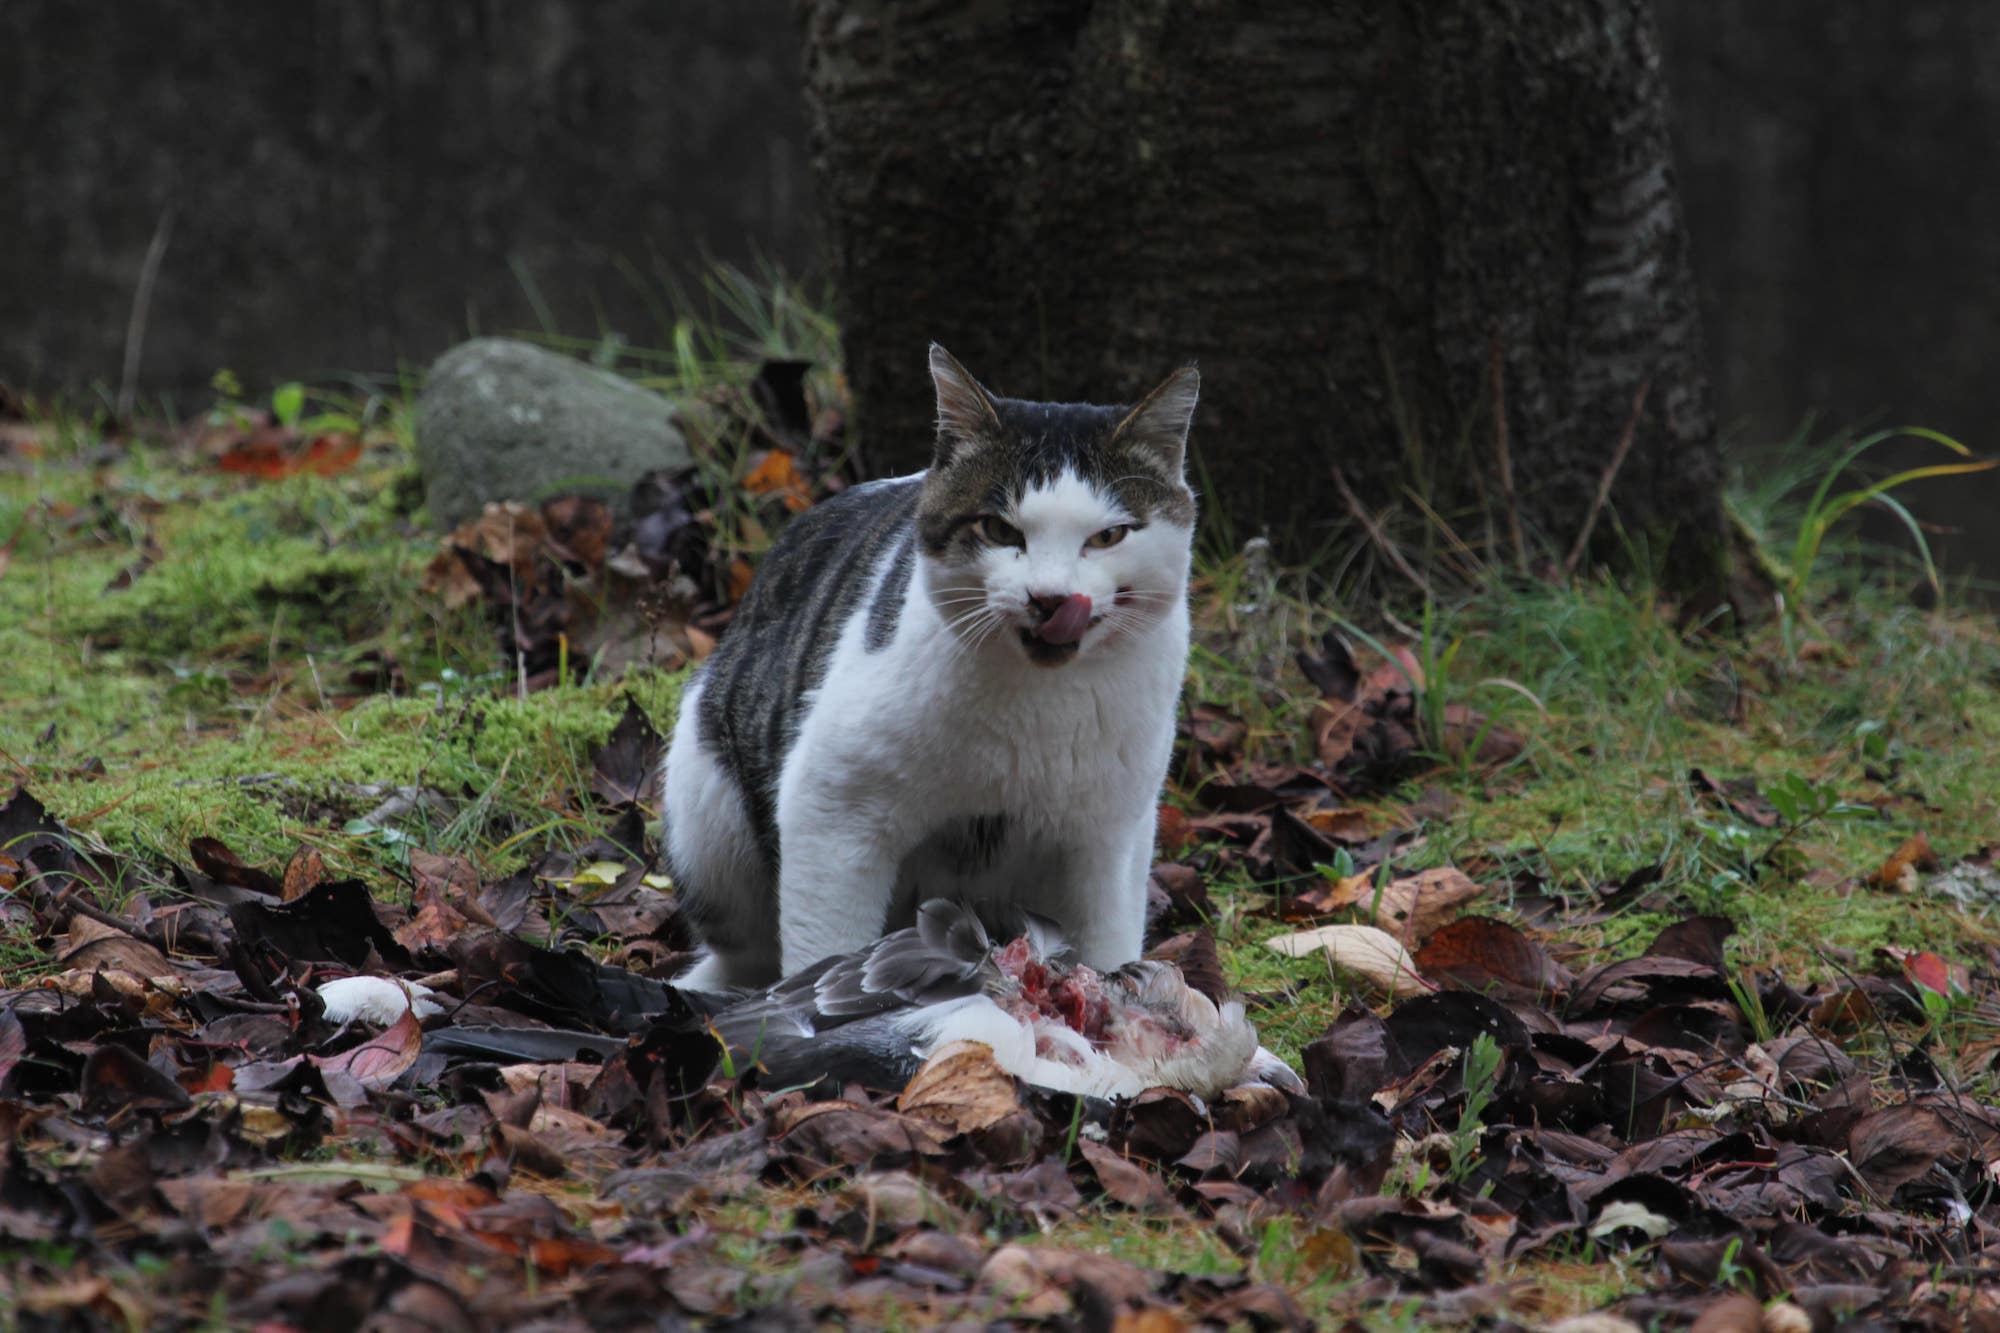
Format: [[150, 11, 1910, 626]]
[[917, 345, 1198, 668]]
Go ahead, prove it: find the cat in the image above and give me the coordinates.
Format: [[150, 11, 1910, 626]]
[[662, 344, 1198, 989]]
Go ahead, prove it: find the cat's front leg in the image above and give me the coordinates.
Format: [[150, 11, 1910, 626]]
[[1051, 811, 1155, 970], [774, 812, 905, 975]]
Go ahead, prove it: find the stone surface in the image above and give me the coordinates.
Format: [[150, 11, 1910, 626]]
[[415, 339, 690, 532]]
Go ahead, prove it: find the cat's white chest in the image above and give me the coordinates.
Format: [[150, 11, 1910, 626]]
[[804, 600, 1184, 834]]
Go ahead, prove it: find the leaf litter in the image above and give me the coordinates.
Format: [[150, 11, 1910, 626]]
[[10, 690, 2000, 1330]]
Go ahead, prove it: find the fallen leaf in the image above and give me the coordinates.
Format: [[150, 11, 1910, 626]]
[[1847, 1105, 1959, 1196], [742, 448, 814, 513], [1263, 923, 1432, 998], [57, 933, 176, 980], [1078, 1138, 1180, 1214], [1688, 1293, 1766, 1333], [1413, 916, 1571, 1000], [590, 696, 665, 809], [281, 845, 327, 901], [81, 1043, 193, 1115], [311, 1007, 423, 1089], [1870, 831, 1938, 891], [1368, 867, 1485, 943], [897, 1040, 1022, 1137]]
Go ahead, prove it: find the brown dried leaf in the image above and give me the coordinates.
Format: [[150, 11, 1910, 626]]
[[1847, 1104, 1960, 1196], [897, 1040, 1022, 1137], [1439, 702, 1526, 767], [57, 933, 176, 980], [189, 835, 283, 897], [311, 1006, 423, 1089], [1414, 916, 1571, 1001], [1368, 867, 1485, 943], [281, 845, 326, 901], [81, 1043, 193, 1115], [541, 494, 614, 569], [1869, 831, 1938, 891], [589, 696, 666, 810], [1688, 1292, 1767, 1333], [1078, 1138, 1180, 1214]]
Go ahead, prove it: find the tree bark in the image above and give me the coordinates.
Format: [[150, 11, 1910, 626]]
[[801, 0, 1724, 590]]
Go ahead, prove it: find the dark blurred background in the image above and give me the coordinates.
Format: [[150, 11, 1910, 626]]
[[4, 1, 1994, 572]]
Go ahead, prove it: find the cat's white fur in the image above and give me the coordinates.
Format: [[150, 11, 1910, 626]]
[[666, 366, 1196, 988]]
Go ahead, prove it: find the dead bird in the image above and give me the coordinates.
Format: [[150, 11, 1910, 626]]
[[710, 898, 1302, 1100]]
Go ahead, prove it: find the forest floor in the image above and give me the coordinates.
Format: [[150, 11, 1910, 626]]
[[4, 322, 2000, 1330]]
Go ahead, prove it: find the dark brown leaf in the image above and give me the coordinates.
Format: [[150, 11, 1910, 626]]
[[1078, 1138, 1180, 1214], [189, 836, 283, 897], [590, 696, 666, 809], [1646, 914, 1736, 970], [1847, 1105, 1960, 1196], [1413, 915, 1571, 1000], [81, 1043, 193, 1115]]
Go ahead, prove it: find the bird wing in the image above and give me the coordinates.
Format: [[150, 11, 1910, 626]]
[[708, 899, 997, 1085]]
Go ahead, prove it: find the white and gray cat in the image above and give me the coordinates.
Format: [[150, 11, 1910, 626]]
[[663, 345, 1198, 989]]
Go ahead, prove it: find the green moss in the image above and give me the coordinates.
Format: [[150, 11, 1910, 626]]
[[3, 419, 689, 885], [29, 674, 687, 884]]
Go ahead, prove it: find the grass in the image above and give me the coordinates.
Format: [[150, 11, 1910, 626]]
[[1197, 554, 2000, 1068], [7, 278, 2000, 1323]]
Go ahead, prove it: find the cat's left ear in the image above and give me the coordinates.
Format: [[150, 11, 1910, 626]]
[[929, 343, 1003, 465], [1113, 366, 1201, 478]]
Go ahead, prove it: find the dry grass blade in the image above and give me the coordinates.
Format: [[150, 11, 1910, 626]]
[[1564, 377, 1652, 575]]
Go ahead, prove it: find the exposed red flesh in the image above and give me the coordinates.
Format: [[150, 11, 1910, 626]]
[[992, 933, 1112, 1042]]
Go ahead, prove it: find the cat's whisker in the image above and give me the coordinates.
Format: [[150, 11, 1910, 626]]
[[938, 604, 1003, 658], [942, 603, 1000, 636]]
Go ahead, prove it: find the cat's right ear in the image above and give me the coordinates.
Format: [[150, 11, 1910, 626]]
[[929, 343, 1001, 465]]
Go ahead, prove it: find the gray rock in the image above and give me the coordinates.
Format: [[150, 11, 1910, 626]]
[[415, 337, 691, 531]]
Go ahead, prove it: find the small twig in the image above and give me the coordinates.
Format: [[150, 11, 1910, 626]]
[[53, 886, 149, 940], [117, 206, 176, 422], [1399, 483, 1485, 582], [1488, 334, 1526, 573], [1564, 377, 1652, 576], [1331, 465, 1433, 599]]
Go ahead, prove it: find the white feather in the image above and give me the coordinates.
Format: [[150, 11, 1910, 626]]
[[317, 975, 442, 1025]]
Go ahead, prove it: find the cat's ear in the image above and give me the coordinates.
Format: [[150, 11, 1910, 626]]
[[929, 343, 1002, 464], [1113, 366, 1200, 477]]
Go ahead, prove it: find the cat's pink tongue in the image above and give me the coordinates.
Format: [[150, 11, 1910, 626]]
[[1037, 593, 1093, 644]]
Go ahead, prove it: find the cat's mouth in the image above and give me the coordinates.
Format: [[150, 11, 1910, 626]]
[[1020, 628, 1083, 666]]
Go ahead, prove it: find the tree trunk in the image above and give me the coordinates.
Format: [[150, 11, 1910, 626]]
[[801, 0, 1724, 590]]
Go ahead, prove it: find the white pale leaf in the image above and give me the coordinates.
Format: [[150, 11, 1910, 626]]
[[1262, 924, 1431, 998]]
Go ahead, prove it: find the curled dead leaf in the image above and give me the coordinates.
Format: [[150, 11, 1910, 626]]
[[1263, 924, 1432, 998], [1367, 867, 1485, 943], [1869, 831, 1937, 892], [897, 1040, 1021, 1136], [310, 1007, 423, 1090]]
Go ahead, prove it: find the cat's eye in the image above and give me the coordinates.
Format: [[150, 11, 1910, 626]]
[[977, 514, 1024, 547], [1085, 525, 1131, 550]]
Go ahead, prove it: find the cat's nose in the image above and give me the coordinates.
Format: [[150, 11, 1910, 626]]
[[1027, 592, 1073, 622], [1027, 592, 1093, 644]]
